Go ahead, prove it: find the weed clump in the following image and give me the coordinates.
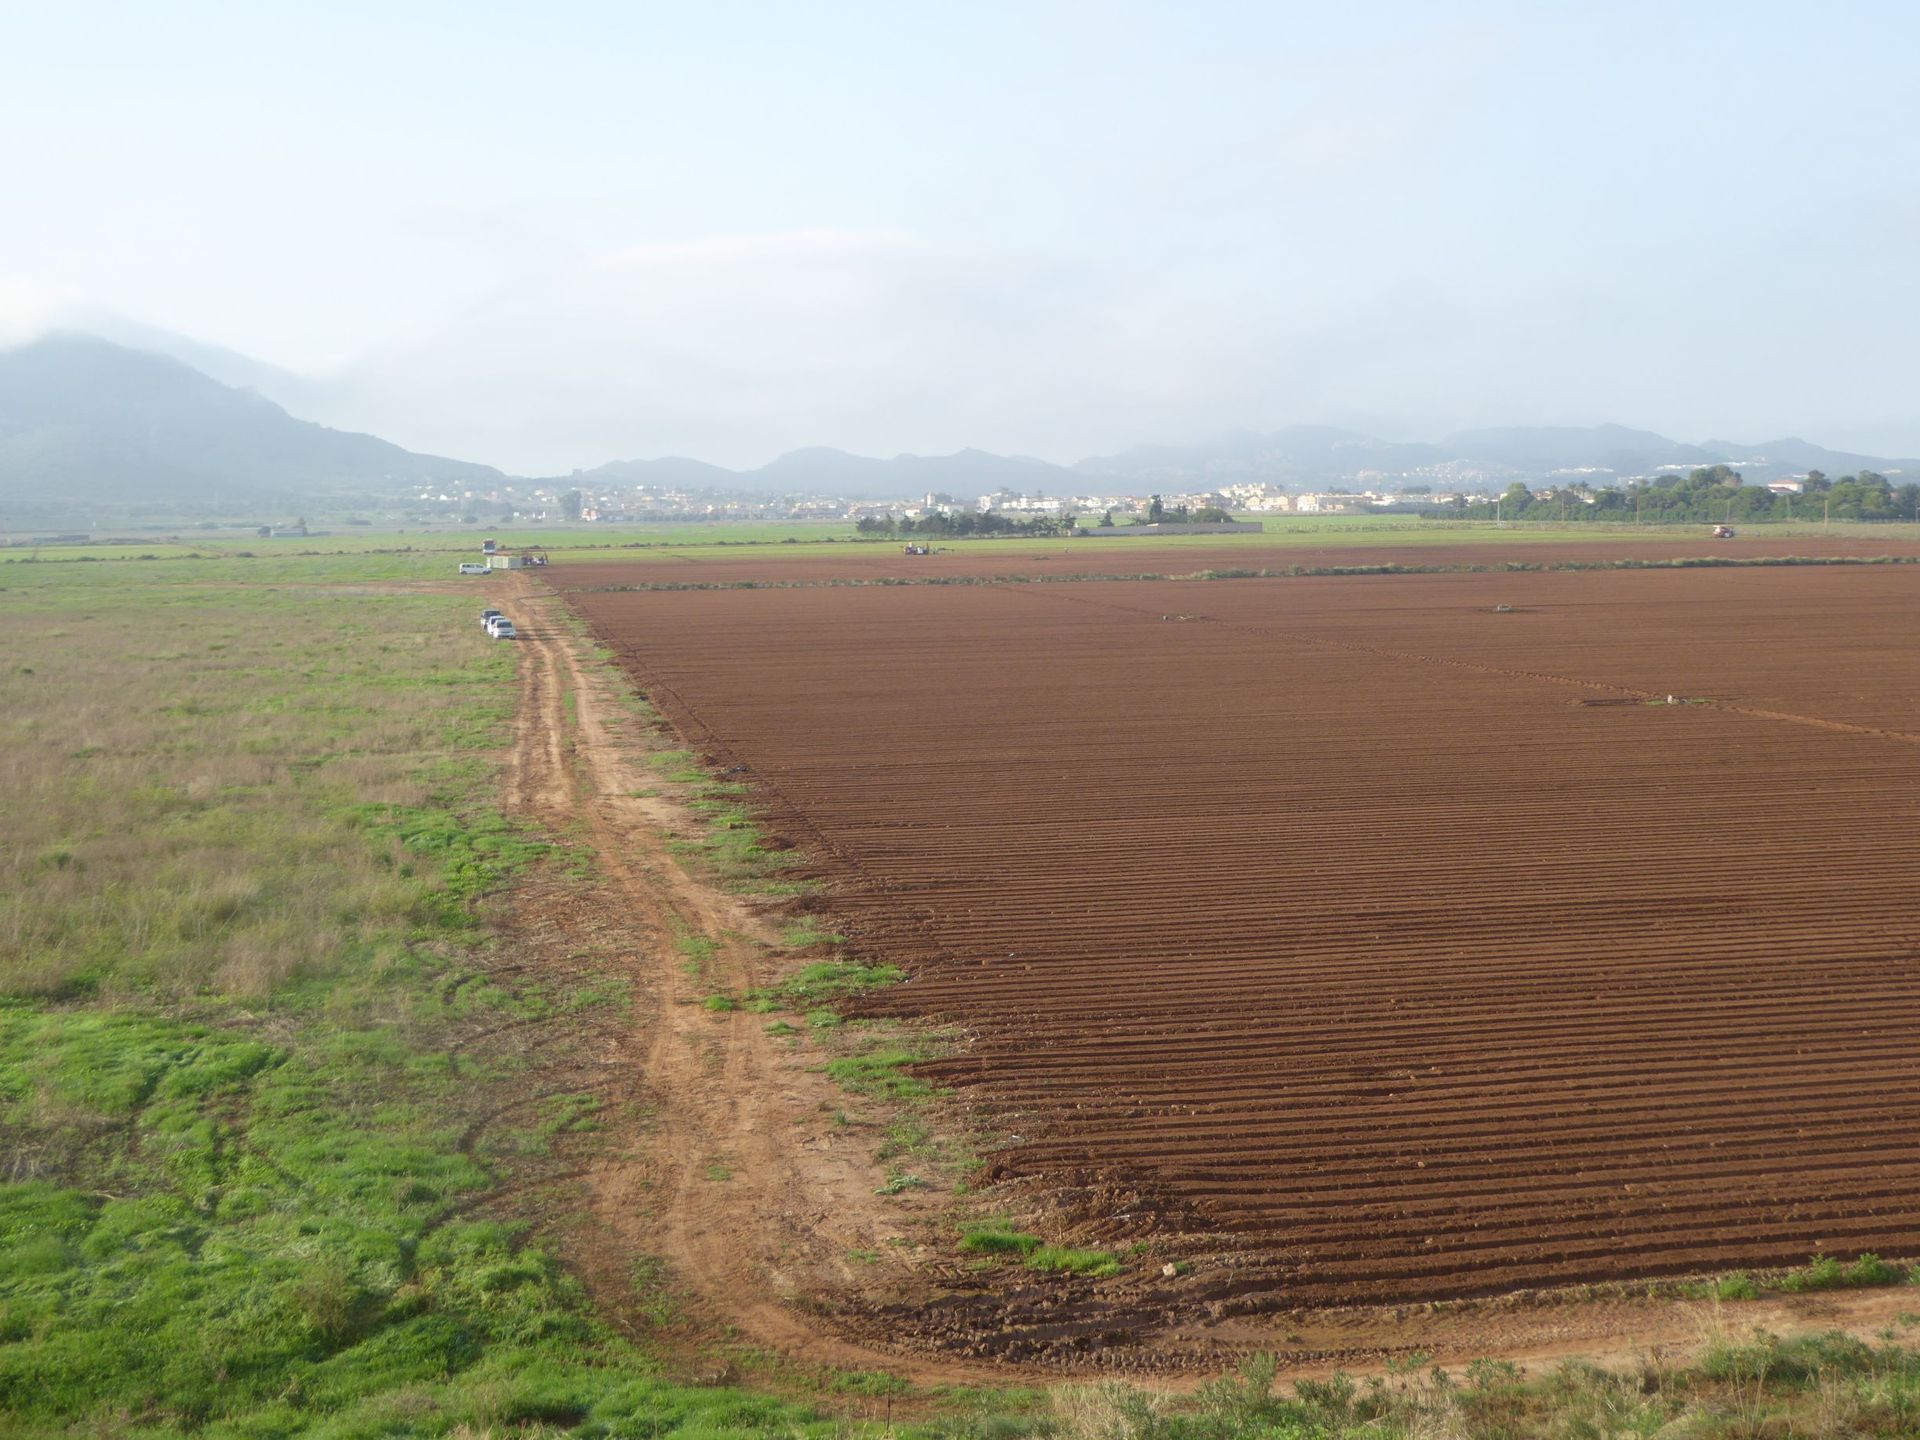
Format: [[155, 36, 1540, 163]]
[[756, 960, 904, 1011], [960, 1222, 1042, 1257], [1712, 1270, 1761, 1300], [1027, 1245, 1122, 1278], [823, 1049, 934, 1100]]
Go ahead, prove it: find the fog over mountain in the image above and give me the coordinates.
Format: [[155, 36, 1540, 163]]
[[0, 335, 498, 520]]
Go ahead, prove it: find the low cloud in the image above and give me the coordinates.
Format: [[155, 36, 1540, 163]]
[[0, 280, 67, 349], [315, 231, 1218, 471]]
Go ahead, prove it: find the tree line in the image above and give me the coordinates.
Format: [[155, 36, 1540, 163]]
[[853, 496, 1236, 538], [854, 512, 1076, 537], [1426, 465, 1920, 523]]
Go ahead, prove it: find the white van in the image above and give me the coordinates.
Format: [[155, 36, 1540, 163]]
[[458, 562, 490, 575]]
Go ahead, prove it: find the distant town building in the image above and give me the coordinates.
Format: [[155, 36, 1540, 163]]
[[978, 493, 1066, 516]]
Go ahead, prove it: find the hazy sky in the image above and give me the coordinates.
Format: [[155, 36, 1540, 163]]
[[4, 1, 1918, 470]]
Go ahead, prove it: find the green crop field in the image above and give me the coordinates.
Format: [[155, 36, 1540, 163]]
[[8, 548, 1920, 1438]]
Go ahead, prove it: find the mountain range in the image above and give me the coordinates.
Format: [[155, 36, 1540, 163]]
[[570, 424, 1914, 499], [1, 327, 1914, 523]]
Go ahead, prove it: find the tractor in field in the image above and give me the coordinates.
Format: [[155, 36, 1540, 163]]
[[1711, 524, 1735, 539]]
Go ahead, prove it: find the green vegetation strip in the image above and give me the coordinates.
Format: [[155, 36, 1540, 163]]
[[1035, 1335, 1920, 1438]]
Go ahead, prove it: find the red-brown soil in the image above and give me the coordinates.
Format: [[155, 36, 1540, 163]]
[[546, 533, 1920, 589], [560, 561, 1920, 1350]]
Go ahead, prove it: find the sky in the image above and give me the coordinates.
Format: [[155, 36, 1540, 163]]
[[3, 1, 1918, 471]]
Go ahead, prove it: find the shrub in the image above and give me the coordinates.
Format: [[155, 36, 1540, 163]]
[[1713, 1271, 1761, 1300]]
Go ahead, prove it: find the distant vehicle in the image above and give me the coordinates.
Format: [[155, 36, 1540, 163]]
[[489, 620, 517, 640], [480, 608, 503, 627], [458, 562, 490, 575], [482, 538, 498, 554], [1712, 524, 1735, 539], [485, 615, 513, 635], [903, 543, 931, 556]]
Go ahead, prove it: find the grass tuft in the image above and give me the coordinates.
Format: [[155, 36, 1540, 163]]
[[822, 1049, 934, 1100], [959, 1222, 1042, 1257], [1027, 1245, 1122, 1279], [754, 960, 904, 1012]]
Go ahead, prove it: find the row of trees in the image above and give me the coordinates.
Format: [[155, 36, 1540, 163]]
[[1429, 466, 1920, 524], [852, 496, 1240, 539], [853, 511, 1076, 537], [1143, 497, 1233, 524]]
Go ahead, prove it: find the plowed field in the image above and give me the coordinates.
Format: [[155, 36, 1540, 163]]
[[548, 532, 1920, 589], [567, 562, 1920, 1308]]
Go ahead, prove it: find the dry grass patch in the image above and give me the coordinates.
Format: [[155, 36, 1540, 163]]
[[0, 577, 510, 1001]]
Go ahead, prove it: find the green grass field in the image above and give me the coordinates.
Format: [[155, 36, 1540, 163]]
[[9, 545, 1920, 1437], [0, 555, 856, 1436]]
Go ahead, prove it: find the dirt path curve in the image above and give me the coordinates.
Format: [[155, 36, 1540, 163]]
[[499, 576, 1020, 1386]]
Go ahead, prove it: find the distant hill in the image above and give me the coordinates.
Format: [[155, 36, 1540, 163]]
[[0, 335, 500, 521], [1700, 435, 1910, 477], [1434, 423, 1719, 476], [571, 455, 741, 490], [1073, 423, 1919, 489], [573, 445, 1075, 500], [1074, 426, 1447, 485], [572, 424, 1920, 500]]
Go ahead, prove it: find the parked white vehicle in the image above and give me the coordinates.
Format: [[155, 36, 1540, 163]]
[[489, 620, 517, 640], [457, 562, 490, 575], [480, 608, 503, 628]]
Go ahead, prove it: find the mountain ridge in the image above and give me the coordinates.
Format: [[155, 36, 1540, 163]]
[[8, 327, 1917, 508]]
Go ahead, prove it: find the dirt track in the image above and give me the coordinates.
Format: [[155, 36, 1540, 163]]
[[497, 576, 1012, 1385], [564, 564, 1920, 1325]]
